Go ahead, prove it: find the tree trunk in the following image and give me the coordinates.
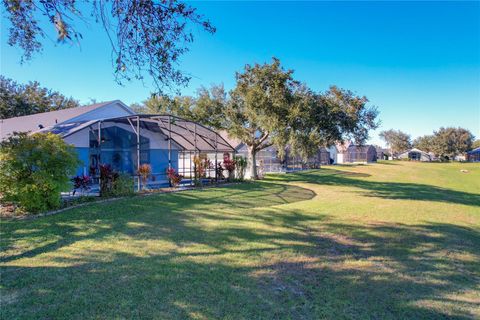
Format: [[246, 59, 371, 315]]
[[248, 146, 258, 180]]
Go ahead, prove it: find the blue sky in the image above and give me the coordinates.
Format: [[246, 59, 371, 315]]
[[1, 1, 479, 146]]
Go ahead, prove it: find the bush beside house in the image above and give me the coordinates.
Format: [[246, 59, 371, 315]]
[[0, 132, 80, 213]]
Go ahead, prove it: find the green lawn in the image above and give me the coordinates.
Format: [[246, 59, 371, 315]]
[[1, 161, 479, 319]]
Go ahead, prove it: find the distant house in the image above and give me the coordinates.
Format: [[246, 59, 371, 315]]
[[344, 145, 377, 163], [466, 147, 480, 162], [220, 131, 334, 174], [0, 101, 233, 188], [234, 143, 332, 173], [397, 148, 432, 162], [334, 142, 351, 164], [375, 146, 389, 160]]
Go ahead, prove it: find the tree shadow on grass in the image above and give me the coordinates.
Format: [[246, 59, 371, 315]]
[[1, 176, 479, 319], [1, 207, 479, 319], [0, 182, 316, 264], [266, 168, 480, 207]]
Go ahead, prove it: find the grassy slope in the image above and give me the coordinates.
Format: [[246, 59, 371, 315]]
[[1, 161, 479, 319]]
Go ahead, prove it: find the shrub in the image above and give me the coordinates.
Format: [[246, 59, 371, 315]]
[[111, 173, 135, 197], [71, 175, 91, 195], [216, 162, 225, 179], [223, 153, 236, 181], [193, 154, 211, 185], [0, 132, 80, 213], [99, 164, 118, 197], [99, 164, 134, 197], [166, 167, 183, 187], [137, 163, 152, 189], [234, 156, 248, 180]]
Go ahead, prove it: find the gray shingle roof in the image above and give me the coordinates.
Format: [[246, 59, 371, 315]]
[[0, 101, 115, 139]]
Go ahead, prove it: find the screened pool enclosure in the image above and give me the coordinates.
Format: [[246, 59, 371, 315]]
[[48, 115, 235, 191]]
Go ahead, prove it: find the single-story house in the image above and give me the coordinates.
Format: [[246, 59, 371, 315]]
[[467, 147, 480, 162], [397, 148, 432, 162], [343, 144, 377, 163], [0, 101, 234, 189]]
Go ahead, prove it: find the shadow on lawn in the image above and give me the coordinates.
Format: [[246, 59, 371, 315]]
[[266, 168, 480, 207], [1, 182, 479, 319], [0, 182, 316, 264]]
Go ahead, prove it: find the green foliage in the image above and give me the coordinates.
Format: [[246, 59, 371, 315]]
[[472, 139, 480, 150], [3, 1, 214, 92], [0, 132, 80, 213], [133, 58, 378, 179], [111, 174, 135, 197], [430, 127, 474, 160], [234, 156, 248, 181], [414, 127, 474, 160], [133, 86, 226, 129], [379, 129, 412, 156], [1, 162, 479, 318], [0, 76, 79, 118], [413, 135, 435, 153], [99, 165, 134, 197]]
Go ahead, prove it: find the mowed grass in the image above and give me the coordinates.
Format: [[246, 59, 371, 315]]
[[1, 161, 479, 319]]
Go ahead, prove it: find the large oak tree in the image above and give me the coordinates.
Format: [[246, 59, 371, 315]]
[[136, 58, 379, 179]]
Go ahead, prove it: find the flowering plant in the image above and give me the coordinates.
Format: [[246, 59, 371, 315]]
[[166, 167, 183, 187], [223, 153, 236, 180], [71, 175, 91, 195], [137, 163, 152, 187]]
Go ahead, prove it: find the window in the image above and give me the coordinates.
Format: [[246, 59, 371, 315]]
[[89, 125, 150, 174]]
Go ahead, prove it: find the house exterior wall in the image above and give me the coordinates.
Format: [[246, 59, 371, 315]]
[[64, 122, 181, 178], [467, 150, 480, 162], [74, 147, 90, 176]]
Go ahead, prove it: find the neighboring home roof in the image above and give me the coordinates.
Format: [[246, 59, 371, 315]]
[[0, 100, 134, 140], [346, 144, 375, 152], [335, 141, 351, 153], [467, 147, 480, 154], [403, 148, 428, 154], [398, 148, 432, 158], [218, 130, 243, 150]]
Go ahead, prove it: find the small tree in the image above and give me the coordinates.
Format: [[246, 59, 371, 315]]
[[137, 164, 152, 190], [222, 153, 236, 181], [0, 132, 80, 213], [166, 168, 183, 188], [379, 129, 412, 157]]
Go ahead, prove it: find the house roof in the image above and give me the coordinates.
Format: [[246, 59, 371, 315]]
[[467, 147, 480, 154], [405, 148, 429, 154], [346, 144, 375, 152], [398, 148, 432, 158], [40, 114, 235, 153], [0, 100, 131, 140], [218, 130, 243, 150]]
